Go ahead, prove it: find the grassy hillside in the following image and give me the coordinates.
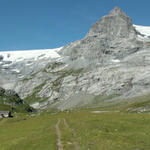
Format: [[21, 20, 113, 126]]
[[0, 87, 34, 113], [0, 104, 12, 111], [120, 97, 150, 113], [0, 110, 150, 150]]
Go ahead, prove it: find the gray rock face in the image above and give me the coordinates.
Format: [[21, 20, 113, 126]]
[[86, 7, 136, 38], [59, 7, 143, 69], [1, 7, 150, 110], [0, 55, 3, 61]]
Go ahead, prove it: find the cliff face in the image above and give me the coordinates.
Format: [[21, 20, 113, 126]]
[[1, 7, 150, 110], [59, 7, 142, 69], [87, 7, 136, 38]]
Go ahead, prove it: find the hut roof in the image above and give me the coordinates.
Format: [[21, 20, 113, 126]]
[[0, 111, 10, 114]]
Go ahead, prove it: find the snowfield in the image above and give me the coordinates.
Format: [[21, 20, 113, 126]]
[[0, 25, 150, 63], [0, 47, 63, 62], [0, 24, 150, 61], [134, 24, 150, 37]]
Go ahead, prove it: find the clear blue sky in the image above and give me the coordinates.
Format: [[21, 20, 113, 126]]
[[0, 0, 150, 51]]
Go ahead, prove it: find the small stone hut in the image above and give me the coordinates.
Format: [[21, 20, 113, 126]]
[[0, 111, 11, 118]]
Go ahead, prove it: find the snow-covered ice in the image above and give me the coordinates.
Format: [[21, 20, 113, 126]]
[[111, 59, 120, 63], [0, 47, 63, 63], [11, 69, 20, 73], [134, 25, 150, 37]]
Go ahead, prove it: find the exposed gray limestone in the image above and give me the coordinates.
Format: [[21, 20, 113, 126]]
[[86, 6, 136, 38], [1, 7, 150, 110]]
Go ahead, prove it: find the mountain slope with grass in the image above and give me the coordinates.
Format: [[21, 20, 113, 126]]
[[1, 7, 150, 110]]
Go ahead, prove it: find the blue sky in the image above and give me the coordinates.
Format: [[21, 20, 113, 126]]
[[0, 0, 150, 51]]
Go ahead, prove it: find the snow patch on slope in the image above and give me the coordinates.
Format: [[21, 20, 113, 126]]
[[0, 47, 63, 62], [134, 25, 150, 37], [11, 69, 20, 73]]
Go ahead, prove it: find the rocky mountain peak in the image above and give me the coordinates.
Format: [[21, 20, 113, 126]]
[[1, 8, 150, 111], [86, 7, 136, 38], [110, 6, 126, 16]]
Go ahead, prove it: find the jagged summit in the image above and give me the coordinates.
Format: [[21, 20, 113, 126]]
[[86, 7, 136, 38], [1, 7, 150, 111], [110, 6, 126, 16], [60, 7, 145, 69]]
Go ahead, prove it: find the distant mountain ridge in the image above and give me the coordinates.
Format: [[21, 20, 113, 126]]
[[1, 7, 150, 111]]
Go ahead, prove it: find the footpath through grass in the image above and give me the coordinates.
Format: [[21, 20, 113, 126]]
[[0, 111, 150, 150]]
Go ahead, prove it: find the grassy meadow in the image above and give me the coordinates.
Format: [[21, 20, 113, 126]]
[[0, 110, 150, 150]]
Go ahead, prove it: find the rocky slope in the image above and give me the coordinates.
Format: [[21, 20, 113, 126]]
[[1, 7, 150, 110]]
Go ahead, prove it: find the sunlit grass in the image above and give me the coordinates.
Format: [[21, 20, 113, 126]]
[[0, 110, 150, 150], [0, 114, 57, 150]]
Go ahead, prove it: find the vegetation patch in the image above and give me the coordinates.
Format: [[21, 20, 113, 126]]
[[0, 111, 150, 149], [24, 83, 49, 104], [0, 113, 57, 150], [121, 98, 150, 113], [0, 104, 12, 111], [0, 87, 34, 113], [42, 62, 64, 73]]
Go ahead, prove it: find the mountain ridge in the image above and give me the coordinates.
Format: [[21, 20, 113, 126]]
[[1, 7, 150, 111]]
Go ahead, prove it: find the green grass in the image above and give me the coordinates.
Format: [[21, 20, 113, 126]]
[[1, 110, 150, 150], [0, 102, 33, 113], [0, 104, 12, 111], [120, 98, 150, 113], [0, 92, 34, 113], [0, 113, 57, 150], [59, 119, 76, 150], [64, 111, 150, 150]]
